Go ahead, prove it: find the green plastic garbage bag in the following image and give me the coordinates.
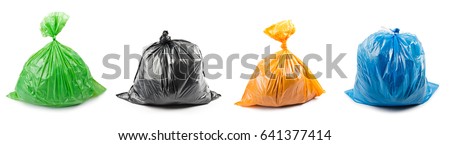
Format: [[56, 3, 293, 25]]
[[7, 12, 106, 107]]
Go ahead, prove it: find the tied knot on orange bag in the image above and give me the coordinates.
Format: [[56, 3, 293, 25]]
[[264, 20, 295, 50], [236, 20, 324, 107]]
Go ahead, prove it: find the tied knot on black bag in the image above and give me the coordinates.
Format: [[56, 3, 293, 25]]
[[159, 30, 171, 44]]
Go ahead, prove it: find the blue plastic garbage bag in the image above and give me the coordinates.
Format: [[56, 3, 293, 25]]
[[345, 28, 438, 106]]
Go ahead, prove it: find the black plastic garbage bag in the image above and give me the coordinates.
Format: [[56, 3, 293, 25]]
[[117, 31, 220, 105]]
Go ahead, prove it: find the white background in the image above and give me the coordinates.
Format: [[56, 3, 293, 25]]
[[0, 0, 448, 145]]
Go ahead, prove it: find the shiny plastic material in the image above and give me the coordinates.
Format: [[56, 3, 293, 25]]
[[117, 31, 220, 105], [236, 20, 325, 107], [345, 28, 439, 106], [8, 12, 106, 107]]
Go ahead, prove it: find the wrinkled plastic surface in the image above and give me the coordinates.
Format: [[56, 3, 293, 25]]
[[117, 31, 220, 105], [8, 12, 106, 107], [236, 20, 324, 107], [345, 28, 439, 106]]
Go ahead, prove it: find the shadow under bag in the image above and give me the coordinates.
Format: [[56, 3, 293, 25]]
[[117, 31, 220, 105]]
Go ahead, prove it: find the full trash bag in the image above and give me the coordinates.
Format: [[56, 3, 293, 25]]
[[7, 12, 106, 107], [236, 20, 325, 107], [117, 31, 220, 105], [345, 28, 439, 106]]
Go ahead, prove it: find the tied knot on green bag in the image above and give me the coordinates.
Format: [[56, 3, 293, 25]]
[[40, 12, 69, 40]]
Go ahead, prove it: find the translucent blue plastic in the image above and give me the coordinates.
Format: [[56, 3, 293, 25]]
[[345, 28, 438, 106]]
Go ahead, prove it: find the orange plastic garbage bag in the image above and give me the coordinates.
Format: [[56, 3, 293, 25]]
[[236, 20, 325, 107]]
